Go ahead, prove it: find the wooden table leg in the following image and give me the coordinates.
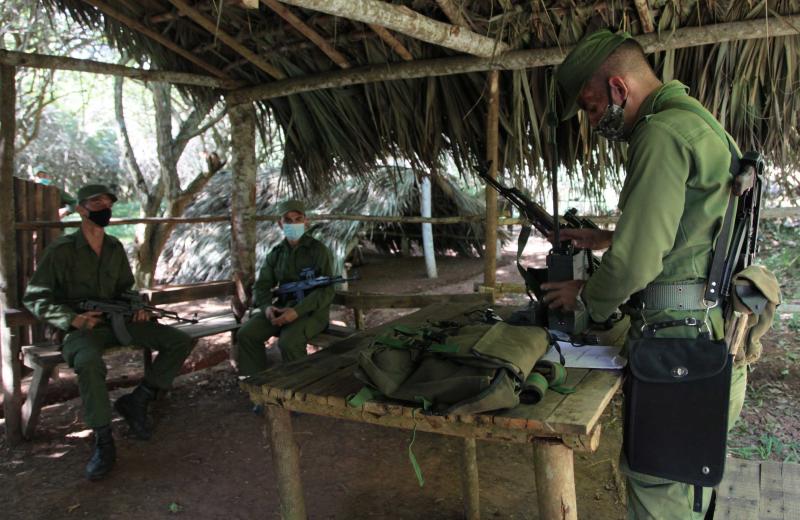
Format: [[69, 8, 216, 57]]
[[460, 437, 480, 520], [265, 405, 307, 520], [533, 438, 577, 520]]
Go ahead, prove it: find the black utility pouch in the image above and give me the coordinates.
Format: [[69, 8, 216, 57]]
[[623, 318, 732, 490]]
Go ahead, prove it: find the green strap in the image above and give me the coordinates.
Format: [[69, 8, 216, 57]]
[[427, 343, 460, 353], [408, 408, 425, 487], [347, 386, 382, 407], [535, 361, 576, 395], [524, 372, 548, 402]]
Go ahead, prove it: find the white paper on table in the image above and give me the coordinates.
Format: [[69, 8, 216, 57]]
[[540, 340, 628, 370]]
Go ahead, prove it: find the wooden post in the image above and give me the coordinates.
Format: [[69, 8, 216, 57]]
[[532, 439, 577, 520], [460, 437, 481, 520], [483, 70, 500, 289], [0, 64, 22, 445], [420, 174, 438, 279], [265, 406, 307, 520], [227, 98, 257, 322]]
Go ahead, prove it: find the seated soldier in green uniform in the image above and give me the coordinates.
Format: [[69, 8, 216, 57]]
[[23, 184, 194, 481], [235, 199, 335, 374], [541, 30, 748, 519]]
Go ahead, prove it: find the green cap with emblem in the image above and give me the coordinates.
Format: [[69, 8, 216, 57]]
[[77, 184, 118, 203], [277, 199, 305, 216], [554, 29, 634, 121]]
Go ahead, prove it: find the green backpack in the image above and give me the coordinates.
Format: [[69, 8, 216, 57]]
[[349, 319, 557, 415]]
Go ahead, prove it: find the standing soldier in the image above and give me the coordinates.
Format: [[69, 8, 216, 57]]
[[235, 199, 334, 375], [540, 30, 748, 518], [23, 184, 194, 480]]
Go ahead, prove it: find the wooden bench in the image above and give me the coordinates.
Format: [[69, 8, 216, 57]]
[[242, 301, 623, 520], [8, 284, 492, 439], [713, 458, 800, 519]]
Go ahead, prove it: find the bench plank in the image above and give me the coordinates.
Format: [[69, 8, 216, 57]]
[[760, 461, 785, 520], [784, 461, 800, 519], [715, 458, 760, 520]]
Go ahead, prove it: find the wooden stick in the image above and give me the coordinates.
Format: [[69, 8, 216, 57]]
[[634, 0, 656, 34], [261, 0, 351, 69], [276, 0, 509, 58], [436, 0, 471, 28], [0, 64, 22, 445], [264, 406, 307, 520], [227, 14, 800, 104], [368, 24, 413, 61], [460, 437, 480, 520], [166, 0, 286, 80], [533, 438, 578, 520], [0, 49, 241, 89], [82, 0, 231, 80], [484, 70, 499, 290]]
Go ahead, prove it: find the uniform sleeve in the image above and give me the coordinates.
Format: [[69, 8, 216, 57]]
[[22, 247, 76, 331], [292, 243, 335, 317], [253, 250, 277, 311], [582, 123, 692, 321]]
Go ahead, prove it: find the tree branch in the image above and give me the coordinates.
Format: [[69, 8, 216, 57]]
[[113, 73, 150, 199]]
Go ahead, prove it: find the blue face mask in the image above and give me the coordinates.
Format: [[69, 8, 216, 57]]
[[283, 223, 305, 241], [37, 178, 52, 186]]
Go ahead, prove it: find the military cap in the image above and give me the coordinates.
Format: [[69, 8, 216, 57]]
[[277, 199, 305, 216], [555, 29, 634, 121], [77, 184, 118, 203]]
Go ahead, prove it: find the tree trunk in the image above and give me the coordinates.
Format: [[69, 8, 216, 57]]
[[227, 99, 257, 320]]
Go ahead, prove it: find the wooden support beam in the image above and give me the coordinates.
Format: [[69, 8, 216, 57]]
[[166, 0, 286, 79], [436, 0, 471, 29], [0, 64, 22, 445], [483, 70, 499, 290], [261, 0, 351, 69], [368, 24, 413, 61], [276, 0, 509, 58], [228, 14, 800, 104], [634, 0, 655, 33], [0, 49, 241, 89], [82, 0, 231, 80]]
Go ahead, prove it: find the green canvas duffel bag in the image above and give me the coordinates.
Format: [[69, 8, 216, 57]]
[[349, 320, 552, 415]]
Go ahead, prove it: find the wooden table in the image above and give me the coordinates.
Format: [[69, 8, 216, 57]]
[[242, 303, 625, 520]]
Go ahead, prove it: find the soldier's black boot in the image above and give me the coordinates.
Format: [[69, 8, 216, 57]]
[[114, 383, 156, 440], [86, 425, 115, 481]]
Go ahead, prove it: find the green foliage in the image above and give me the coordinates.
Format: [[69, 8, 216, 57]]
[[729, 433, 800, 463], [105, 201, 140, 245], [759, 220, 800, 303]]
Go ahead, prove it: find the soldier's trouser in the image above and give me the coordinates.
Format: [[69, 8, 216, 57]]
[[624, 363, 748, 519], [236, 311, 327, 375], [62, 322, 194, 429]]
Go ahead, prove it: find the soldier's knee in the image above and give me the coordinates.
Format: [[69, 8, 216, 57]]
[[237, 319, 272, 346], [72, 349, 107, 378]]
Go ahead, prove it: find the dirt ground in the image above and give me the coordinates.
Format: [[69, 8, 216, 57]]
[[1, 236, 795, 519]]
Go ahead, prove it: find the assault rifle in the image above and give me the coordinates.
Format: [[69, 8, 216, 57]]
[[78, 291, 198, 346], [274, 267, 360, 303], [477, 164, 601, 334]]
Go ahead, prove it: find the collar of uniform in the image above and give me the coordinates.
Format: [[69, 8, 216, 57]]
[[631, 80, 689, 133], [73, 228, 92, 249], [283, 232, 314, 249]]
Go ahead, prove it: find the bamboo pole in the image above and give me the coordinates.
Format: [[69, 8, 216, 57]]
[[368, 24, 413, 61], [533, 439, 577, 520], [0, 64, 22, 445], [227, 99, 258, 321], [228, 14, 800, 104], [166, 0, 286, 80], [276, 0, 509, 58], [261, 0, 351, 69], [483, 70, 500, 289], [265, 406, 307, 520], [82, 0, 231, 80], [460, 437, 480, 520], [634, 0, 655, 34], [0, 49, 242, 89]]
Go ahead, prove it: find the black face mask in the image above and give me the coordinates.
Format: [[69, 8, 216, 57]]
[[87, 207, 112, 227]]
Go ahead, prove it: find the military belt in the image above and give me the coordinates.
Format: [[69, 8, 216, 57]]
[[629, 281, 708, 311]]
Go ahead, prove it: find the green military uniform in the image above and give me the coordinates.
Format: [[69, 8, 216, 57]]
[[236, 233, 335, 373], [557, 31, 747, 519], [23, 230, 193, 428]]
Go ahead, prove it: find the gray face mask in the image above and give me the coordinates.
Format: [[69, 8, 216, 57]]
[[595, 89, 628, 141]]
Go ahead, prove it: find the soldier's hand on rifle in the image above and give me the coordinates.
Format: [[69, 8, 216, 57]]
[[271, 307, 298, 326], [549, 228, 613, 250], [541, 280, 586, 311], [131, 309, 152, 322], [264, 306, 277, 320], [71, 311, 104, 330]]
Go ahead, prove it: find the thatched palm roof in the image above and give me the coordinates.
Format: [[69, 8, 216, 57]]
[[159, 166, 508, 283], [46, 1, 800, 193]]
